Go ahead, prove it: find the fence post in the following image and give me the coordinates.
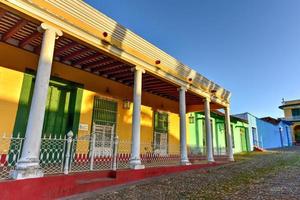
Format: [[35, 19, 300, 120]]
[[64, 131, 73, 175], [90, 133, 96, 171], [112, 135, 119, 171]]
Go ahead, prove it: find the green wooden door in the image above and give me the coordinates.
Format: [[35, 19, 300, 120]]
[[39, 82, 78, 165], [42, 83, 74, 138], [11, 72, 83, 165], [240, 128, 248, 152], [202, 119, 206, 148]]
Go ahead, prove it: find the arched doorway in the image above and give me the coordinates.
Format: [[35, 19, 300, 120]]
[[294, 125, 300, 144]]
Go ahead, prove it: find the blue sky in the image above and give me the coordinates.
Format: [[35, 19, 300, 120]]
[[86, 0, 300, 118]]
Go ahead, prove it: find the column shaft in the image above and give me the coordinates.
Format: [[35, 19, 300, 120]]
[[12, 24, 62, 179], [204, 98, 214, 162], [129, 67, 145, 169], [225, 107, 234, 161], [179, 87, 190, 165]]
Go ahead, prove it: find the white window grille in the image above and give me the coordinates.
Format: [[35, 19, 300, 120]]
[[92, 123, 115, 157]]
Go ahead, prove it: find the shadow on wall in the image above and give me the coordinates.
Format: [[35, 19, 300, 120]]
[[111, 23, 127, 49]]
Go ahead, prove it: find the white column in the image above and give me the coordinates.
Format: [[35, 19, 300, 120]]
[[129, 66, 145, 169], [179, 86, 190, 165], [204, 97, 214, 162], [12, 23, 62, 179], [225, 107, 234, 161]]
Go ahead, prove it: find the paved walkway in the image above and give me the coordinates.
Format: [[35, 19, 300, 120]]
[[67, 147, 300, 200]]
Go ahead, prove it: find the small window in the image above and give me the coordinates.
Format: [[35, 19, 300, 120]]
[[292, 108, 300, 117], [153, 112, 168, 155], [91, 97, 117, 156]]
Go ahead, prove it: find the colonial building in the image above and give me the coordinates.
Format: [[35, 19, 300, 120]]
[[259, 117, 292, 148], [189, 111, 249, 155], [234, 113, 258, 150], [0, 0, 234, 185], [279, 99, 300, 144]]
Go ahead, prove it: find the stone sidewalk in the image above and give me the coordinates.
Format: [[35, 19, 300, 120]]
[[66, 147, 300, 200]]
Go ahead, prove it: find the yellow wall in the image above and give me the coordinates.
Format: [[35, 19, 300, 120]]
[[282, 104, 300, 142], [0, 66, 23, 153], [77, 88, 185, 154], [0, 66, 23, 136], [284, 109, 292, 118], [0, 42, 187, 154]]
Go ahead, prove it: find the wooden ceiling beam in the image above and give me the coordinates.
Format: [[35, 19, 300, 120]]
[[55, 42, 78, 56], [148, 88, 177, 92], [74, 53, 105, 66], [115, 74, 134, 81], [62, 48, 91, 62], [142, 79, 161, 84], [118, 77, 134, 83], [143, 82, 169, 87], [84, 57, 115, 70], [2, 19, 27, 41], [105, 69, 131, 77], [143, 88, 173, 93], [143, 84, 175, 89], [0, 8, 7, 19], [19, 31, 41, 48], [92, 62, 124, 73]]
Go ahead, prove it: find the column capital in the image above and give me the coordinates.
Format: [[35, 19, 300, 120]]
[[131, 66, 145, 73], [38, 23, 63, 37], [203, 97, 211, 103], [224, 106, 230, 112], [177, 85, 189, 92]]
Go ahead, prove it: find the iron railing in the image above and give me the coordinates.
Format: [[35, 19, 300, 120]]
[[0, 133, 24, 180], [0, 132, 229, 180]]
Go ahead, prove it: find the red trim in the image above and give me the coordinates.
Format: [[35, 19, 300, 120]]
[[0, 162, 224, 199], [0, 154, 6, 165], [253, 146, 265, 152]]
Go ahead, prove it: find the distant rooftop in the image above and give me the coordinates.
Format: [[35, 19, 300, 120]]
[[279, 99, 300, 109]]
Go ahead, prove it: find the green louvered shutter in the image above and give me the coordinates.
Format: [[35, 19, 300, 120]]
[[92, 97, 117, 127]]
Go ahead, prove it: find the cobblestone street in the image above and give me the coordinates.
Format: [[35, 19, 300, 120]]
[[68, 147, 300, 200]]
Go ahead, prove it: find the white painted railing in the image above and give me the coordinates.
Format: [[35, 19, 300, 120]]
[[0, 132, 229, 180]]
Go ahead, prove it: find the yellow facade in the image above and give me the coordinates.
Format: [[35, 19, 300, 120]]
[[0, 66, 23, 136], [0, 42, 191, 153], [280, 99, 300, 142]]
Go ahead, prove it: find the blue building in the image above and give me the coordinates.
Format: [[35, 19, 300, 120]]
[[259, 117, 292, 148], [234, 113, 259, 150], [234, 113, 292, 150]]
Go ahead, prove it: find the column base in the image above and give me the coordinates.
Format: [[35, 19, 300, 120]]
[[181, 160, 191, 165], [207, 157, 215, 163], [129, 158, 145, 170], [228, 157, 235, 162], [10, 159, 44, 180]]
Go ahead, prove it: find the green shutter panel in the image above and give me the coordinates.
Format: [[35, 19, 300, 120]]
[[12, 73, 35, 137], [92, 97, 117, 127]]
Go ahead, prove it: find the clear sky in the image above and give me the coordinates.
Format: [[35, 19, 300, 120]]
[[86, 0, 300, 118]]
